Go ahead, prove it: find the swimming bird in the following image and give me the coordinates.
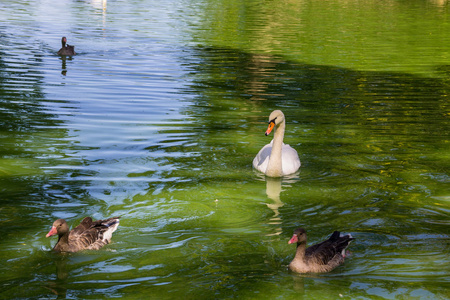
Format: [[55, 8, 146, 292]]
[[46, 217, 119, 252], [253, 110, 300, 177], [288, 227, 354, 273], [57, 37, 76, 56]]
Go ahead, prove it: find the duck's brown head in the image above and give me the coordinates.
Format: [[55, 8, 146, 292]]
[[288, 227, 307, 244], [46, 219, 69, 237]]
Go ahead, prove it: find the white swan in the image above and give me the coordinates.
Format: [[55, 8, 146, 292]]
[[253, 110, 300, 177]]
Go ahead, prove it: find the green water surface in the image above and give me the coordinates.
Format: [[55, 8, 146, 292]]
[[0, 0, 449, 299]]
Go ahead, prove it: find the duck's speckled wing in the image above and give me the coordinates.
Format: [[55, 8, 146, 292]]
[[305, 231, 353, 265], [68, 217, 120, 251]]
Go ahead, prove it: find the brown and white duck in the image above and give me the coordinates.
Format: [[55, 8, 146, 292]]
[[288, 227, 354, 273], [46, 217, 120, 252], [57, 37, 76, 56]]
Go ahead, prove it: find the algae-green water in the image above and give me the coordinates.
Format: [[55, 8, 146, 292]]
[[0, 0, 449, 298]]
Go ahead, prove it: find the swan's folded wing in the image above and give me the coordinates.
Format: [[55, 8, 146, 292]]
[[253, 141, 273, 173], [281, 144, 301, 174]]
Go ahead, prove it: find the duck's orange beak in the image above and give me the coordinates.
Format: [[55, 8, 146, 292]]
[[265, 121, 275, 136], [46, 226, 57, 238]]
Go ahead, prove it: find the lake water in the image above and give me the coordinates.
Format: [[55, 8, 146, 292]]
[[0, 0, 449, 299]]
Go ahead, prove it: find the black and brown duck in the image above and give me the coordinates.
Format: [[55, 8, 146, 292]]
[[57, 36, 76, 56]]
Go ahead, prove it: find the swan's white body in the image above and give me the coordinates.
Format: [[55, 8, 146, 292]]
[[253, 110, 300, 177]]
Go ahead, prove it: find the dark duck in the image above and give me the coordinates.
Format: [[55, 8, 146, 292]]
[[57, 36, 76, 56]]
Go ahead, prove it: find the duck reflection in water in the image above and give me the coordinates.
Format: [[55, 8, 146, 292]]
[[60, 57, 69, 76], [43, 254, 68, 298], [59, 53, 75, 76]]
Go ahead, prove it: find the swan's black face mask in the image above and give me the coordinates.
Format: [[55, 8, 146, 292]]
[[265, 117, 277, 136]]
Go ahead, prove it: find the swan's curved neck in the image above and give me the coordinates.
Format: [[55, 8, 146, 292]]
[[266, 121, 285, 177]]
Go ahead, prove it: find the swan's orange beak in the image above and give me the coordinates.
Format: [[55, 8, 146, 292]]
[[46, 226, 57, 238], [265, 121, 275, 136], [288, 234, 298, 244]]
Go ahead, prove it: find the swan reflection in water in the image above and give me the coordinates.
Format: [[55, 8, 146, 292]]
[[255, 172, 300, 236]]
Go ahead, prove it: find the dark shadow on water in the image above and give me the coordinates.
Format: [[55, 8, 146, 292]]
[[184, 46, 449, 117]]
